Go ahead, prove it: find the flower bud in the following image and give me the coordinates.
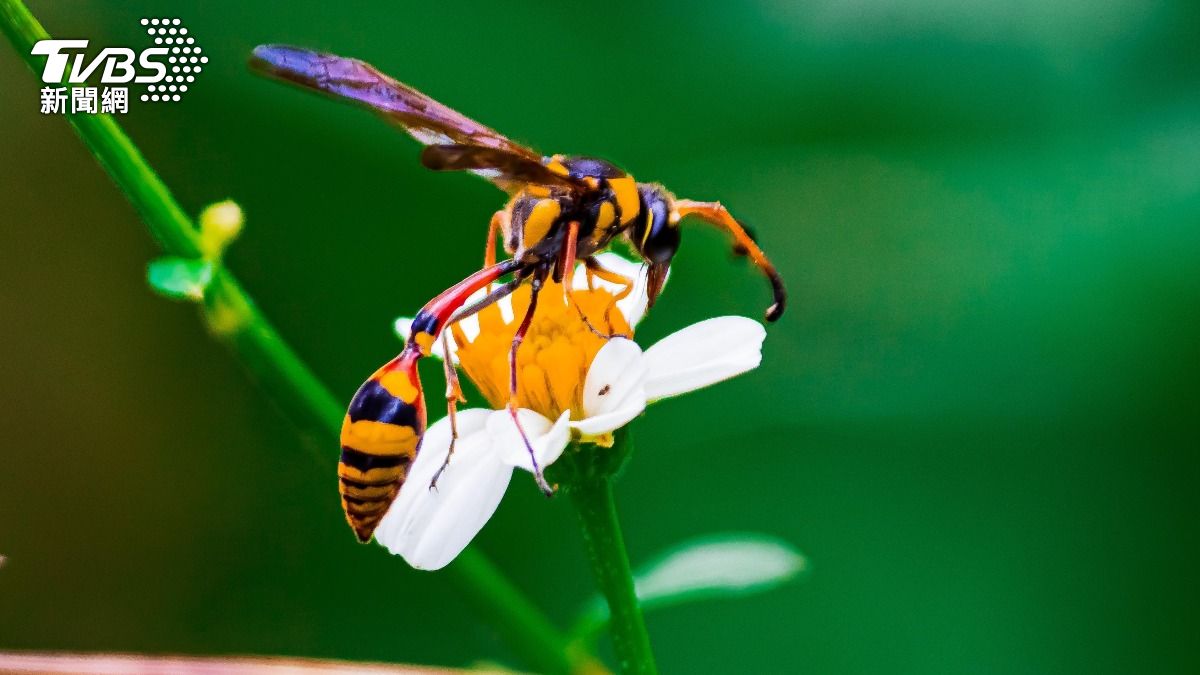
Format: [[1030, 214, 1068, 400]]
[[198, 199, 244, 257]]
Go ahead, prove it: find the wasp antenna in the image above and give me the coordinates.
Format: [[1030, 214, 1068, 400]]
[[764, 268, 787, 322], [674, 200, 787, 322]]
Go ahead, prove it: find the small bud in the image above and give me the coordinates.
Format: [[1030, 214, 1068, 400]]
[[204, 290, 250, 336], [198, 199, 243, 257]]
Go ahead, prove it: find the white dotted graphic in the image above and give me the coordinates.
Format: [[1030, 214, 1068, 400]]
[[141, 18, 204, 103]]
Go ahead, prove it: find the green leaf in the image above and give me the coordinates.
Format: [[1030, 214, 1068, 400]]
[[572, 533, 807, 638], [146, 257, 213, 302]]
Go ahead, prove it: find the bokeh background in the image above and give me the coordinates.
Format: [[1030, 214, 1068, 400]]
[[2, 1, 1198, 673]]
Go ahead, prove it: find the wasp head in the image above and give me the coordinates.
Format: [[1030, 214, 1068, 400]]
[[629, 185, 680, 309]]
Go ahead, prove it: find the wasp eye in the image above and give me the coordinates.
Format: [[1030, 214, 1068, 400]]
[[632, 186, 679, 264]]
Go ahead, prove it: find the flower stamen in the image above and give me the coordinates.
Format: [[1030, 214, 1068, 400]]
[[452, 277, 632, 422]]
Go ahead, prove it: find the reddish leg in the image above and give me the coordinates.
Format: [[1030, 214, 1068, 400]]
[[560, 220, 606, 336], [430, 329, 465, 491], [484, 211, 503, 269], [559, 220, 579, 299], [507, 273, 554, 496], [554, 223, 631, 339], [483, 210, 508, 293], [575, 256, 634, 339]]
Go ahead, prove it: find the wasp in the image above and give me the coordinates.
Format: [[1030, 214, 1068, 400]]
[[250, 45, 787, 542]]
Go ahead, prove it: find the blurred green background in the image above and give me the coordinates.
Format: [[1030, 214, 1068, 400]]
[[2, 0, 1198, 672]]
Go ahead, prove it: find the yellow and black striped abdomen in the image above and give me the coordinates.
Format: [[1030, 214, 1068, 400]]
[[339, 351, 426, 542]]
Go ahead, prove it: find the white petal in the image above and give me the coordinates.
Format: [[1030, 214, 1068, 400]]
[[455, 284, 513, 342], [571, 252, 664, 328], [457, 310, 481, 344], [393, 316, 417, 344], [497, 291, 515, 325], [642, 316, 765, 401], [572, 252, 643, 288], [573, 338, 648, 436], [490, 408, 571, 472], [374, 409, 512, 570], [450, 282, 516, 341]]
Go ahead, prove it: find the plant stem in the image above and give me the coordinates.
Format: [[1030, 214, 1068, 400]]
[[0, 3, 589, 673], [452, 547, 605, 675], [565, 434, 658, 675]]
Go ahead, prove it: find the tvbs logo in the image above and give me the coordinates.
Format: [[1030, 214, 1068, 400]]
[[33, 17, 206, 115]]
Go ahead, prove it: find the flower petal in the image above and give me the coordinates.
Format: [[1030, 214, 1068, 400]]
[[374, 409, 512, 570], [642, 316, 766, 401], [490, 408, 572, 472], [571, 252, 664, 327], [573, 338, 648, 436]]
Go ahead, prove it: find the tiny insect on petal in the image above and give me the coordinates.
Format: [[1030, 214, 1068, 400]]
[[573, 338, 648, 437]]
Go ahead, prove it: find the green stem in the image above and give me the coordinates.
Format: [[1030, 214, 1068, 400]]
[[0, 3, 588, 673], [452, 547, 604, 674], [563, 434, 658, 675]]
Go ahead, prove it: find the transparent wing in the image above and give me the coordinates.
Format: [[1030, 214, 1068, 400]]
[[250, 45, 581, 191]]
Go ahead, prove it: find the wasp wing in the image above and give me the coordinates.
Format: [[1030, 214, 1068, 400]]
[[250, 44, 579, 191], [420, 144, 581, 188]]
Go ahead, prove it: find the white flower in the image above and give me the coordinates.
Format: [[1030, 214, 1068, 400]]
[[378, 252, 767, 570]]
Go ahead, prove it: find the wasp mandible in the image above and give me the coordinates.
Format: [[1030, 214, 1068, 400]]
[[250, 45, 787, 542]]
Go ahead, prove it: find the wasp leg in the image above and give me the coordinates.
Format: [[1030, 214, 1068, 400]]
[[672, 199, 786, 321], [558, 220, 611, 336], [483, 210, 509, 293], [558, 220, 579, 299], [485, 210, 505, 269], [428, 273, 528, 490], [507, 272, 554, 496], [558, 219, 612, 338], [430, 329, 465, 492], [572, 256, 635, 339]]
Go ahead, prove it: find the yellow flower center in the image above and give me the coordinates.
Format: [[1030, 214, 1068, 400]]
[[451, 278, 632, 420]]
